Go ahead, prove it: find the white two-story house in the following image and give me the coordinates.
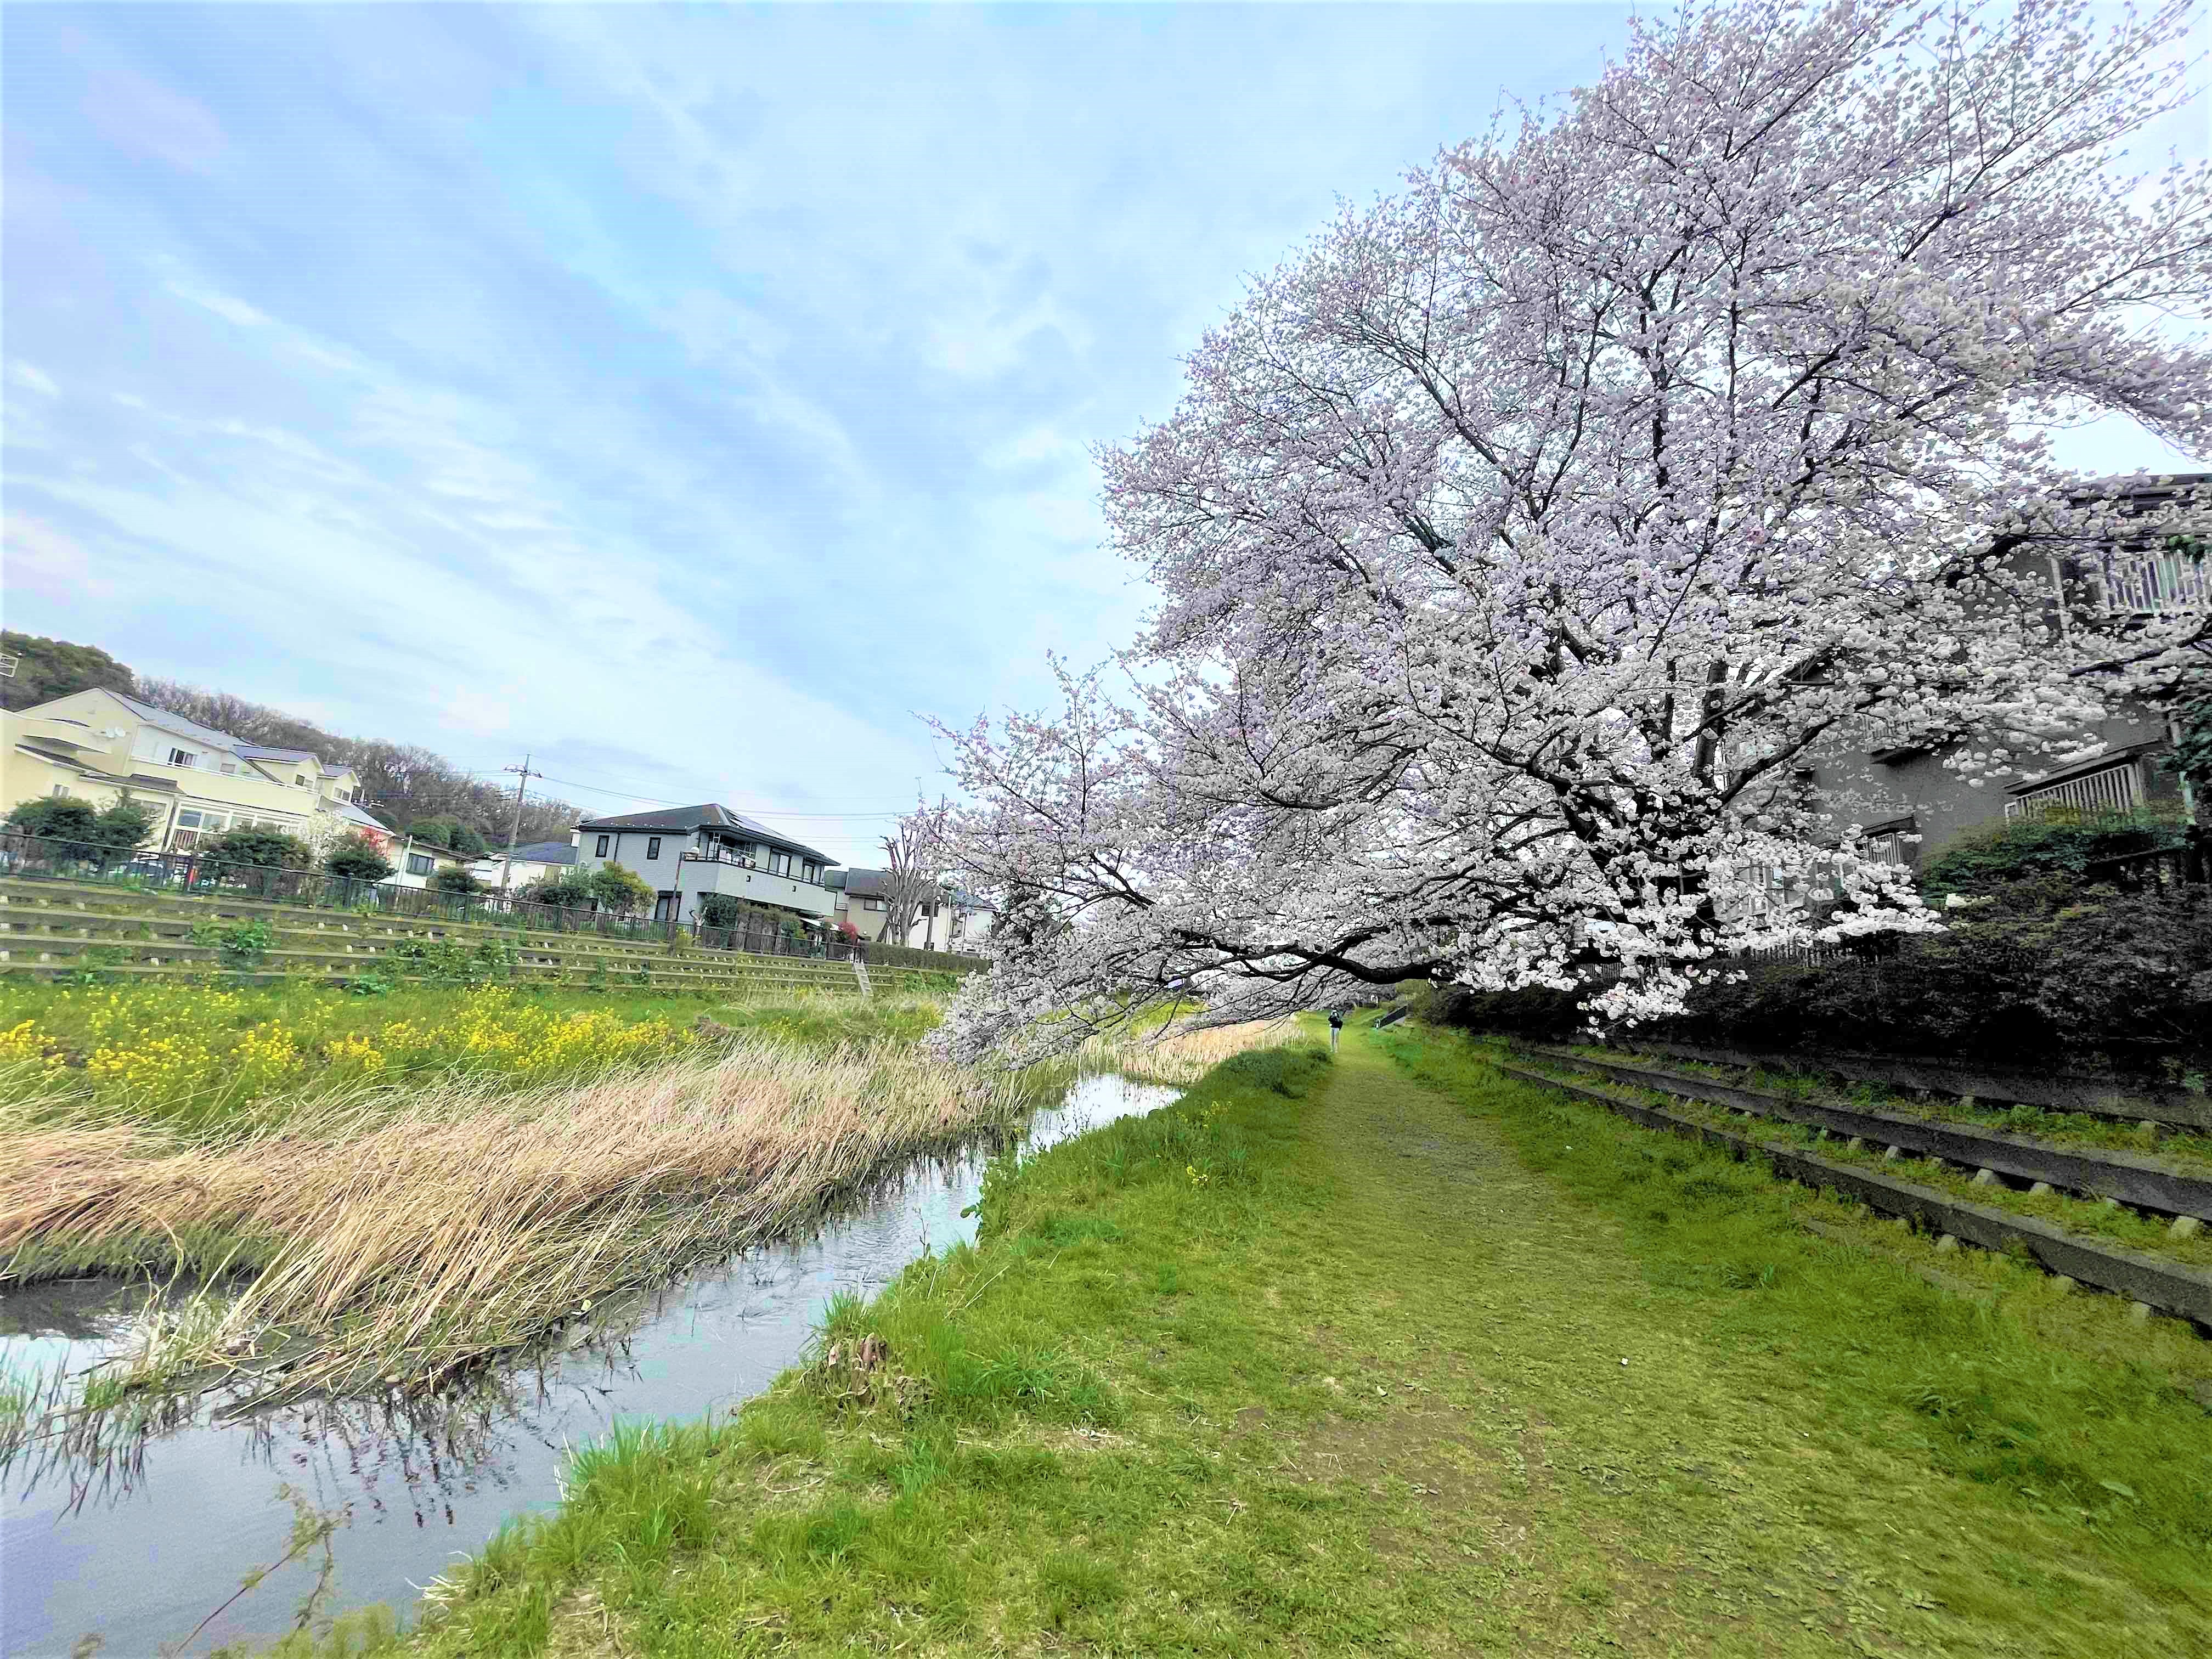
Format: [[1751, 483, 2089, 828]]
[[570, 805, 837, 926]]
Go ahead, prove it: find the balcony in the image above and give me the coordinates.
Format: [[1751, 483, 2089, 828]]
[[2063, 545, 2208, 620], [681, 848, 759, 871], [675, 856, 834, 919], [2004, 760, 2140, 821]]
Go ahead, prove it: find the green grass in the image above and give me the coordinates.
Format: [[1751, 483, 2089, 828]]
[[1558, 1042, 2212, 1169], [241, 1017, 2212, 1657], [1511, 1049, 2212, 1269]]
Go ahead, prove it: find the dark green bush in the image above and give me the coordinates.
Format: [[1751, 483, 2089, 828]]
[[1425, 982, 1589, 1044], [407, 817, 490, 857], [431, 865, 484, 895], [588, 862, 654, 916], [323, 832, 395, 882], [698, 893, 781, 929], [1654, 880, 2210, 1067], [520, 870, 596, 909], [198, 825, 312, 871], [6, 795, 154, 854], [1919, 808, 2187, 900]]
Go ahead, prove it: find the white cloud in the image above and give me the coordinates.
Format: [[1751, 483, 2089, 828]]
[[165, 283, 269, 328], [2, 514, 116, 602], [8, 363, 59, 397]]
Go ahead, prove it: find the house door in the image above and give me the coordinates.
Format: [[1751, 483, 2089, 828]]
[[654, 891, 677, 922]]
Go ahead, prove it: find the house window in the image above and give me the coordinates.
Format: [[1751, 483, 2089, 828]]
[[296, 774, 308, 787], [50, 785, 70, 798], [172, 809, 229, 851], [647, 837, 662, 860], [802, 862, 820, 883], [768, 851, 791, 877], [863, 898, 886, 912], [168, 748, 196, 769], [220, 760, 239, 775], [596, 835, 611, 857], [407, 853, 435, 877]]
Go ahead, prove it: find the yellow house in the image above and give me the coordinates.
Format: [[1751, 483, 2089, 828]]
[[1, 688, 376, 856]]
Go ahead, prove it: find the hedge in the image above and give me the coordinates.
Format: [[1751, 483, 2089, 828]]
[[1425, 879, 2210, 1075]]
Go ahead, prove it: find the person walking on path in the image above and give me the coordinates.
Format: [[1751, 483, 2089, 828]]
[[1328, 1009, 1344, 1053]]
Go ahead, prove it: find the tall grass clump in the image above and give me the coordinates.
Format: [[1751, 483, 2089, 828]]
[[1077, 1017, 1303, 1086], [0, 1035, 1036, 1395]]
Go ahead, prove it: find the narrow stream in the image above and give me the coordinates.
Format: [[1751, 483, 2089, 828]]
[[0, 1072, 1180, 1656]]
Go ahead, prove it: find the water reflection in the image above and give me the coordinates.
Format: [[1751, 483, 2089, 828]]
[[0, 1071, 1178, 1656]]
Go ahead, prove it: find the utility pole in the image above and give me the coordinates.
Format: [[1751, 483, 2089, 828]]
[[499, 754, 537, 894]]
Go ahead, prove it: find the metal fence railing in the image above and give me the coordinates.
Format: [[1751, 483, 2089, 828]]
[[0, 831, 870, 962]]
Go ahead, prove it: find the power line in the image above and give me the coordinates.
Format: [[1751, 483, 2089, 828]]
[[447, 764, 912, 819], [518, 771, 906, 818]]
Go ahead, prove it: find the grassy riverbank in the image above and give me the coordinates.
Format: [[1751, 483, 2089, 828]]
[[0, 979, 1298, 1462], [374, 1015, 2212, 1658]]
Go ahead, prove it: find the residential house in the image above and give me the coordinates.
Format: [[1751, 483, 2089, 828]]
[[828, 867, 994, 951], [570, 806, 837, 926], [826, 867, 895, 940], [471, 834, 580, 891], [379, 833, 473, 891], [2, 688, 374, 856], [1778, 473, 2206, 910]]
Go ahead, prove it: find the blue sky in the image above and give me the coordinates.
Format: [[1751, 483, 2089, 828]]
[[3, 4, 2203, 866]]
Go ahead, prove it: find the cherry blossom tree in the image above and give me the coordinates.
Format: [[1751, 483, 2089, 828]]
[[935, 0, 2212, 1063]]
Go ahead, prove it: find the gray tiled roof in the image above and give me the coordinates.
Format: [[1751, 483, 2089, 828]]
[[500, 839, 577, 866], [575, 804, 830, 865], [331, 800, 392, 832], [104, 691, 247, 753]]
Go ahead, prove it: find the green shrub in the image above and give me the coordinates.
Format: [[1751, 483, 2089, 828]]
[[1424, 981, 1588, 1044], [520, 870, 596, 909], [1919, 807, 2187, 900], [1655, 880, 2210, 1066], [6, 795, 155, 855], [323, 832, 395, 882], [190, 916, 277, 968], [431, 865, 483, 896], [406, 817, 490, 857], [2168, 685, 2212, 797], [198, 825, 313, 872], [588, 862, 654, 917], [698, 893, 781, 930], [390, 936, 518, 984]]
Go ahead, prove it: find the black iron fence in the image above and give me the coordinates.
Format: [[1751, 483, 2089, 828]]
[[695, 920, 861, 962], [0, 831, 867, 962]]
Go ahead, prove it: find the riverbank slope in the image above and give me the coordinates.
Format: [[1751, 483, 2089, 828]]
[[404, 1021, 2212, 1657]]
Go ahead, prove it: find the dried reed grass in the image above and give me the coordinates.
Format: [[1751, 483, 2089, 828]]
[[0, 1036, 1036, 1393], [1081, 1018, 1303, 1086]]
